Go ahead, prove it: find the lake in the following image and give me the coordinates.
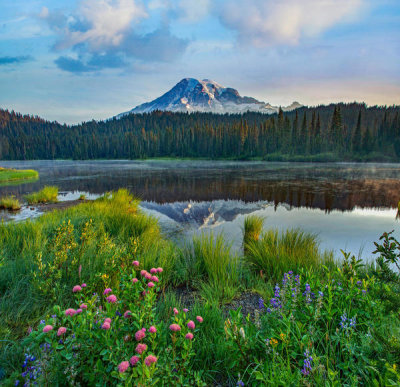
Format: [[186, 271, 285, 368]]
[[1, 160, 400, 260]]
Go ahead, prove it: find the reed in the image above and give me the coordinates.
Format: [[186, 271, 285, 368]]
[[0, 195, 21, 211], [25, 186, 59, 204], [244, 228, 334, 281]]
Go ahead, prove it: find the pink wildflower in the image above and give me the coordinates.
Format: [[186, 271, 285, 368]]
[[173, 308, 179, 315], [80, 303, 87, 309], [72, 285, 82, 293], [43, 325, 53, 333], [135, 329, 146, 341], [104, 317, 112, 323], [147, 282, 155, 288], [135, 343, 147, 354], [124, 310, 132, 318], [144, 355, 157, 366], [187, 320, 195, 330], [118, 361, 130, 373], [106, 294, 117, 303], [150, 268, 157, 274], [27, 326, 33, 334], [132, 278, 139, 284], [142, 290, 148, 296], [57, 327, 67, 336], [81, 283, 87, 288], [140, 270, 147, 277], [157, 267, 163, 273], [142, 328, 146, 332], [65, 308, 76, 317], [130, 356, 140, 366], [103, 288, 112, 295], [185, 333, 194, 340], [169, 323, 181, 332], [132, 260, 140, 267], [151, 276, 159, 282], [149, 326, 157, 333], [145, 272, 152, 280], [196, 316, 203, 323], [76, 308, 83, 314], [102, 322, 111, 330], [183, 308, 188, 313]]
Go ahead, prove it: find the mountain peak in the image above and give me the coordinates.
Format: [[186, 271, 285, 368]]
[[115, 78, 301, 117]]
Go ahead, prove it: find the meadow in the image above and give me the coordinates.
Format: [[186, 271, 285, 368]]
[[0, 167, 38, 184], [0, 189, 399, 386]]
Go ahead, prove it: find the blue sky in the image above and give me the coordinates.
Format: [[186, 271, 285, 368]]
[[0, 0, 399, 123]]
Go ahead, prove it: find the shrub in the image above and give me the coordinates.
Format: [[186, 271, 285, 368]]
[[25, 186, 59, 204]]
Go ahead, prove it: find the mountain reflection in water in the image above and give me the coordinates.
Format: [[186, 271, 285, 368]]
[[0, 160, 400, 212]]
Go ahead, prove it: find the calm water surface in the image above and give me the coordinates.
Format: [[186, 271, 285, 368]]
[[1, 160, 400, 259]]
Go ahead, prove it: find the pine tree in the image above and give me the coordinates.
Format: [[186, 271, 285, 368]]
[[352, 109, 362, 153]]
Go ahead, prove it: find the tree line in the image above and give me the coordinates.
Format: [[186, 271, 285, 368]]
[[0, 103, 399, 161]]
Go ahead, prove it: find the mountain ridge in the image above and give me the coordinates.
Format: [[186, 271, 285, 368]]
[[116, 78, 302, 118]]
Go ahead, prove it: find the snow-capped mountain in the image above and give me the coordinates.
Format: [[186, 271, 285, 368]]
[[115, 78, 302, 118]]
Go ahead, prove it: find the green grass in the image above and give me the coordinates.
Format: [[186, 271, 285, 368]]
[[243, 214, 264, 251], [24, 186, 59, 204], [0, 167, 38, 183], [0, 189, 173, 343], [0, 196, 21, 211], [244, 228, 335, 281]]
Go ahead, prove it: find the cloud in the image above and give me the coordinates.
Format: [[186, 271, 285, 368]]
[[0, 56, 32, 65], [54, 0, 147, 51], [122, 27, 189, 62], [219, 0, 364, 47], [41, 0, 189, 72], [54, 56, 94, 73], [176, 0, 211, 22]]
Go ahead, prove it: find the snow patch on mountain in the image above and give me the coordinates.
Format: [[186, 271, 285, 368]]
[[115, 78, 302, 118]]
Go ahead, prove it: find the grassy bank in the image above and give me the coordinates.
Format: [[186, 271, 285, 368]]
[[0, 194, 399, 386], [0, 167, 38, 183]]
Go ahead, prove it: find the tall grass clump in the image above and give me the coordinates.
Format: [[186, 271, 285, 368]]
[[244, 228, 334, 281], [243, 215, 264, 254], [184, 233, 241, 304], [25, 186, 59, 204], [0, 195, 21, 210]]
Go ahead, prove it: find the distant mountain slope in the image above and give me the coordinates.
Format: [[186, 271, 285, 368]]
[[116, 78, 302, 118]]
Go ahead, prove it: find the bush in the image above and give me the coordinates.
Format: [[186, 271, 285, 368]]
[[25, 186, 59, 204]]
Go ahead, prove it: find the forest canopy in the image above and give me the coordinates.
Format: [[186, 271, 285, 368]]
[[0, 103, 399, 161]]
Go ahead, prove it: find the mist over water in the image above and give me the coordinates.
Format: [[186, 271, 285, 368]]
[[1, 160, 399, 259]]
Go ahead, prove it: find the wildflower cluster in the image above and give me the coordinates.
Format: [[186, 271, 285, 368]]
[[18, 261, 204, 386]]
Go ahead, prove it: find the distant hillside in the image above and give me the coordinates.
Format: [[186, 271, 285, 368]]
[[0, 103, 399, 161]]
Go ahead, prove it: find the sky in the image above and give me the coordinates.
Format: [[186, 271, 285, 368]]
[[0, 0, 399, 124]]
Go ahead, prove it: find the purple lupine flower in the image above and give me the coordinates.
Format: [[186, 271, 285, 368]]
[[303, 283, 312, 304], [300, 349, 313, 376], [274, 285, 280, 298], [258, 297, 265, 310], [349, 317, 356, 328], [339, 313, 347, 329]]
